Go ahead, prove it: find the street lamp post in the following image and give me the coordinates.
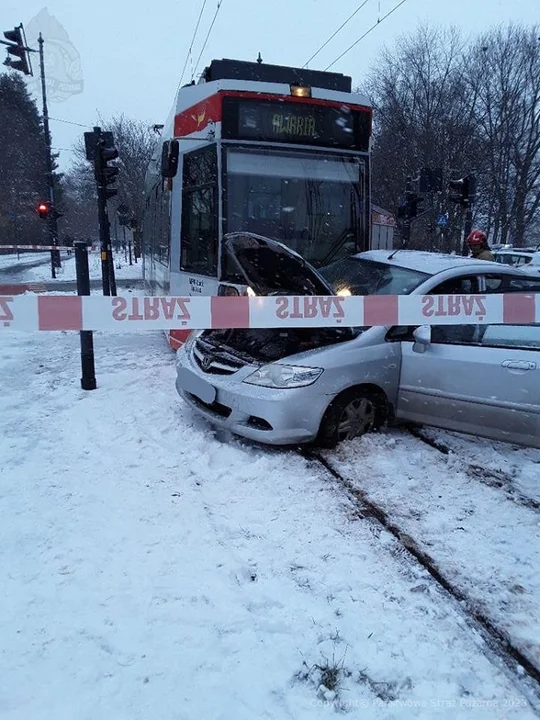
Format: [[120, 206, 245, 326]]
[[38, 33, 61, 278]]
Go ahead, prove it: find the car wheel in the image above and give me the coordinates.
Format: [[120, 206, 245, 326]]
[[316, 389, 384, 449]]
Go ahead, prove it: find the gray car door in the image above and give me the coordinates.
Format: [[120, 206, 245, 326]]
[[397, 323, 540, 448]]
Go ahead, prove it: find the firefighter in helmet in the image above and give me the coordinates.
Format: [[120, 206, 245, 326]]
[[466, 230, 494, 261]]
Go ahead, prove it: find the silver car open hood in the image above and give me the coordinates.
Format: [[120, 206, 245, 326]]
[[223, 232, 335, 297]]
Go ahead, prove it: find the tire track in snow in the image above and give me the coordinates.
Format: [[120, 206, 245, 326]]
[[406, 426, 540, 512]]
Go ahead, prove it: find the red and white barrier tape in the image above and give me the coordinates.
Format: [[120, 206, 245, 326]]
[[0, 294, 538, 332], [0, 245, 99, 251]]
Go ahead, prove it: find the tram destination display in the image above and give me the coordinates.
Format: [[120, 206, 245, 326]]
[[222, 97, 371, 150]]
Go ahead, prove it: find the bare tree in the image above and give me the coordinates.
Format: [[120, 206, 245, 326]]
[[101, 115, 157, 257], [466, 24, 540, 246], [67, 114, 157, 256], [60, 165, 98, 245], [364, 25, 485, 251]]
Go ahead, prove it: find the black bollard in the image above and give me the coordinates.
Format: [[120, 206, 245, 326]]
[[74, 241, 97, 390]]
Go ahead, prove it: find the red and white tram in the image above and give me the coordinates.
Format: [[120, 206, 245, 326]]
[[142, 58, 373, 347]]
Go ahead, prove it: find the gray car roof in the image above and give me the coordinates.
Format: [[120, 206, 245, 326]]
[[354, 249, 503, 275]]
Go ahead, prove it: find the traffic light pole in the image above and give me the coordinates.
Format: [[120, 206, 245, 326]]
[[84, 127, 119, 295], [462, 205, 474, 256], [91, 127, 118, 296], [38, 33, 61, 278]]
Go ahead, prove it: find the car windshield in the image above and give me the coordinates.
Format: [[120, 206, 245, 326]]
[[319, 257, 430, 296]]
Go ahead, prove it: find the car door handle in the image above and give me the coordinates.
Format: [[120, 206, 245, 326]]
[[501, 360, 536, 371]]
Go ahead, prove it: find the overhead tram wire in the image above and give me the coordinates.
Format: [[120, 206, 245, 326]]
[[303, 0, 371, 68], [192, 0, 226, 80], [178, 0, 209, 91], [48, 117, 93, 128], [324, 0, 408, 70]]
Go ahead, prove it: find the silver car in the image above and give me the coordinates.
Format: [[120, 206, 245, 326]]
[[493, 249, 535, 268], [176, 234, 540, 449]]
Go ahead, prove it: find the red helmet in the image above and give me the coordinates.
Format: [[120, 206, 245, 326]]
[[467, 230, 487, 245]]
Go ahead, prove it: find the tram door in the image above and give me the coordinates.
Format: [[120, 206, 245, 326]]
[[178, 145, 220, 296]]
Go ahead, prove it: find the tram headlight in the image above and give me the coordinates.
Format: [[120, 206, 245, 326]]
[[218, 284, 240, 296], [290, 85, 311, 98], [244, 364, 323, 389]]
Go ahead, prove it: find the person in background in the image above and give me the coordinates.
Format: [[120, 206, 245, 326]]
[[466, 230, 494, 261]]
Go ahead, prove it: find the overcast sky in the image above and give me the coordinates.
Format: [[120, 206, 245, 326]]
[[3, 0, 539, 170]]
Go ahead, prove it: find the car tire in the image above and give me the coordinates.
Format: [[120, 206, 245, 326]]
[[316, 388, 385, 449]]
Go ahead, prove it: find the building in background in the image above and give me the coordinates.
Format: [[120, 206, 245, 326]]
[[371, 204, 395, 250]]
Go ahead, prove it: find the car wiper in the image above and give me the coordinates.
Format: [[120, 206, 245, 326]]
[[318, 229, 356, 268]]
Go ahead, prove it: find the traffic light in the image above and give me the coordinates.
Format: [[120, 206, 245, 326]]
[[96, 139, 119, 199], [36, 202, 63, 220], [3, 25, 31, 76], [117, 203, 131, 226], [449, 174, 477, 207], [466, 174, 477, 204], [397, 191, 426, 222], [408, 193, 425, 219], [37, 201, 49, 219]]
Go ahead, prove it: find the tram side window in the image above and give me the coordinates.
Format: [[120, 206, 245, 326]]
[[181, 146, 218, 275], [157, 181, 171, 267]]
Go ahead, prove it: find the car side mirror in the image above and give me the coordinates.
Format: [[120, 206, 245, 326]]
[[412, 325, 431, 353]]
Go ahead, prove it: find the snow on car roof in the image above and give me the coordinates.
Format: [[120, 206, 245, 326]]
[[354, 249, 501, 275]]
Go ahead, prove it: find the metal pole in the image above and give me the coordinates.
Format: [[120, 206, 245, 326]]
[[93, 127, 111, 296], [462, 205, 473, 256], [74, 241, 96, 390], [109, 247, 117, 296], [109, 207, 117, 296], [38, 33, 61, 277], [403, 175, 412, 248]]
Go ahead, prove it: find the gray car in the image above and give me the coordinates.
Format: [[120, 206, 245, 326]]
[[176, 234, 540, 449]]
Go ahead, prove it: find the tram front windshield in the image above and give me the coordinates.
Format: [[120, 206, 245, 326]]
[[226, 148, 366, 268]]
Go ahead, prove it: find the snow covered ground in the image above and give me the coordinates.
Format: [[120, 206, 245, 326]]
[[22, 249, 142, 283], [1, 325, 538, 719], [326, 432, 540, 672], [0, 251, 63, 271], [0, 249, 142, 283]]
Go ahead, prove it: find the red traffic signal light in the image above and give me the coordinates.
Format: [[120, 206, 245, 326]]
[[37, 202, 49, 219], [3, 24, 31, 76]]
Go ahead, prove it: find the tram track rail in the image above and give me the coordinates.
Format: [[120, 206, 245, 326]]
[[300, 447, 540, 712]]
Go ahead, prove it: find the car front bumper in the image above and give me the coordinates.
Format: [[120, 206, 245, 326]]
[[175, 350, 331, 445]]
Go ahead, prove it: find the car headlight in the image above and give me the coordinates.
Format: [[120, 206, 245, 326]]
[[243, 364, 323, 389]]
